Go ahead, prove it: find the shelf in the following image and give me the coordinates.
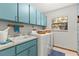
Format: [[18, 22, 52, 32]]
[[52, 30, 68, 32], [52, 16, 68, 31], [52, 22, 67, 24]]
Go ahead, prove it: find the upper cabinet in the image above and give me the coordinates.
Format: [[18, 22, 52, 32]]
[[43, 16, 47, 26], [30, 5, 36, 24], [36, 10, 47, 26], [40, 13, 47, 26], [18, 3, 30, 23], [36, 10, 41, 25], [0, 3, 47, 26], [0, 3, 17, 21]]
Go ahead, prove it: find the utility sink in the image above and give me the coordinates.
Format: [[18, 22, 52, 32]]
[[9, 35, 30, 43]]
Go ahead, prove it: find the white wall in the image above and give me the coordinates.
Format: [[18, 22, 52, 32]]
[[45, 4, 77, 51], [0, 21, 43, 36]]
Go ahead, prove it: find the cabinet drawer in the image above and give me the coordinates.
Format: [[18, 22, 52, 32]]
[[28, 45, 37, 56], [0, 47, 15, 56], [17, 50, 28, 56], [16, 39, 37, 54]]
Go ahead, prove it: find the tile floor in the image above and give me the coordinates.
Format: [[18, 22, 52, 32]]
[[53, 47, 78, 56]]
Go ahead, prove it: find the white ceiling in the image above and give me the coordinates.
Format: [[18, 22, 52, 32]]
[[32, 3, 75, 13]]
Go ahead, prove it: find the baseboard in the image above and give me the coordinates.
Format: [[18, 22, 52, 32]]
[[54, 45, 78, 54]]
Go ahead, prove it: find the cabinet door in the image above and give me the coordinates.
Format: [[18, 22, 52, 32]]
[[40, 13, 47, 26], [0, 47, 15, 56], [16, 39, 37, 54], [17, 49, 28, 56], [19, 3, 29, 23], [28, 45, 37, 56], [30, 5, 36, 24], [36, 10, 41, 25], [43, 16, 47, 26], [40, 13, 44, 26], [0, 3, 17, 21]]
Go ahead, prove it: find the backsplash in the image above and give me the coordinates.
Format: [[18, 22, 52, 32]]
[[0, 21, 43, 36]]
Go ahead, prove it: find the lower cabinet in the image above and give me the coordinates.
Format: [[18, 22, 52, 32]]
[[0, 47, 15, 56], [0, 39, 37, 56], [28, 45, 37, 56], [17, 49, 28, 56], [16, 39, 37, 56], [17, 45, 37, 56]]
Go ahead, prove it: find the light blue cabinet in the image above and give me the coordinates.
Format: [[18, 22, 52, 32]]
[[0, 47, 15, 56], [30, 5, 36, 24], [40, 13, 44, 26], [43, 16, 47, 26], [19, 3, 30, 23], [36, 10, 47, 26], [40, 13, 47, 26], [17, 49, 28, 56], [0, 3, 47, 26], [0, 39, 37, 56], [36, 10, 41, 25], [28, 45, 37, 56], [17, 45, 37, 56], [0, 3, 17, 21], [16, 39, 36, 54], [16, 39, 37, 56]]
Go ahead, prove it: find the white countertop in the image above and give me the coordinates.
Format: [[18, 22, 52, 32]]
[[0, 32, 53, 51], [0, 35, 37, 51]]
